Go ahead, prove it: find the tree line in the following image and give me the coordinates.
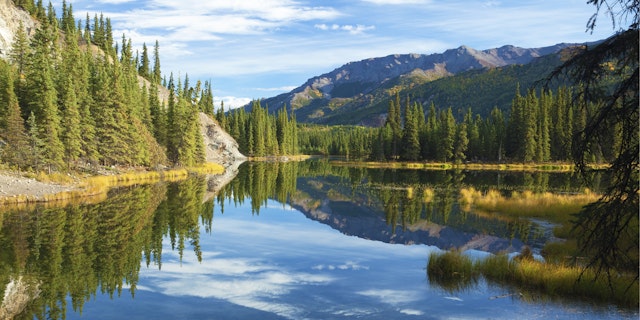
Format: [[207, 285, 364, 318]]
[[216, 100, 299, 157], [298, 87, 619, 164], [0, 1, 215, 172]]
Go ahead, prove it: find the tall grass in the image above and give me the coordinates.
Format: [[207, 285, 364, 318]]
[[477, 254, 639, 307], [427, 250, 478, 293], [459, 187, 600, 222], [427, 250, 639, 308]]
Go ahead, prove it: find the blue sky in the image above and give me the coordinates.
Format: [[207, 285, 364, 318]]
[[63, 0, 622, 108]]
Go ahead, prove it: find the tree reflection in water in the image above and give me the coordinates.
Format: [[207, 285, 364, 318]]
[[0, 160, 603, 319]]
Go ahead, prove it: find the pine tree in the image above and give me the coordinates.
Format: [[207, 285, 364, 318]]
[[487, 107, 505, 162], [135, 42, 149, 78], [400, 102, 420, 161], [422, 102, 438, 160], [522, 89, 538, 163], [153, 40, 161, 84], [453, 122, 469, 164], [0, 61, 30, 169], [199, 81, 214, 115], [506, 85, 525, 160], [25, 24, 64, 171], [148, 81, 166, 146], [59, 75, 82, 167], [26, 111, 43, 170], [438, 108, 456, 162]]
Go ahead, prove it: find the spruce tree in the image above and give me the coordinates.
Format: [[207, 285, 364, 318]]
[[25, 24, 64, 171], [400, 103, 420, 161], [0, 62, 30, 169], [153, 40, 161, 84], [438, 108, 456, 162], [453, 122, 469, 164], [139, 43, 150, 78]]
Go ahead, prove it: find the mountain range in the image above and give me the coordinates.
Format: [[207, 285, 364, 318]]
[[244, 42, 593, 126]]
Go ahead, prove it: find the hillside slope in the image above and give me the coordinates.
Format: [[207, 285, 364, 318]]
[[247, 42, 588, 126]]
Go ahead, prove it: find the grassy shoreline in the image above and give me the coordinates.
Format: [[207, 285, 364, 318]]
[[428, 250, 639, 308], [329, 160, 608, 172], [0, 163, 224, 207]]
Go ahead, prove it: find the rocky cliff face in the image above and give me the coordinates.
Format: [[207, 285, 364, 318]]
[[199, 112, 245, 168], [0, 0, 37, 59]]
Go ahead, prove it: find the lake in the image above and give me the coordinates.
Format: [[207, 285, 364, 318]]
[[0, 160, 636, 319]]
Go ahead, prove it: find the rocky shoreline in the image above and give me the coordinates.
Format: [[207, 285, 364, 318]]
[[0, 171, 79, 200]]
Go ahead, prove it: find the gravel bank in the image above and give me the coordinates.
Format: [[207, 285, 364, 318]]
[[0, 171, 77, 200]]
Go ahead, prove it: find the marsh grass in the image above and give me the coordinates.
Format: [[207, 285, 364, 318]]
[[427, 250, 639, 307], [460, 187, 600, 223], [331, 161, 610, 172], [427, 250, 478, 293]]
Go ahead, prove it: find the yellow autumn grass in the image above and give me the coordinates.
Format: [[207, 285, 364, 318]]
[[428, 250, 638, 307], [331, 161, 610, 172], [0, 163, 225, 207], [476, 253, 638, 307], [459, 187, 600, 221]]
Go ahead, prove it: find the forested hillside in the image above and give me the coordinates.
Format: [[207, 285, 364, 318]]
[[298, 86, 621, 164], [0, 0, 216, 172], [328, 49, 575, 125], [246, 43, 587, 126]]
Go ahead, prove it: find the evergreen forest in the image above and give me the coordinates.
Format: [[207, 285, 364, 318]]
[[0, 0, 629, 170], [294, 87, 620, 164], [0, 0, 216, 172]]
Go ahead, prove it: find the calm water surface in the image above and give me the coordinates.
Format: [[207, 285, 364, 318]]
[[0, 160, 636, 319]]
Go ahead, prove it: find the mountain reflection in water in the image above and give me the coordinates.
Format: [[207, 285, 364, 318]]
[[0, 159, 629, 320]]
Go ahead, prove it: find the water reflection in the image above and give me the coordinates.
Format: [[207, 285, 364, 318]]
[[0, 160, 621, 319]]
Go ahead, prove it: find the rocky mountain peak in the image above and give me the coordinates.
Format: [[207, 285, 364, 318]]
[[250, 41, 578, 120]]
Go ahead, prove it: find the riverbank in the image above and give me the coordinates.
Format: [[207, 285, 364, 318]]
[[0, 163, 225, 206], [0, 170, 79, 200]]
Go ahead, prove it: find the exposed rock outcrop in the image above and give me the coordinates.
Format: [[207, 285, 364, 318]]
[[0, 0, 37, 59], [198, 112, 246, 168], [0, 277, 40, 320]]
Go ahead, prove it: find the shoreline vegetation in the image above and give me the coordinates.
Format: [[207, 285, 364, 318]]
[[329, 160, 609, 172], [0, 158, 605, 207], [427, 249, 639, 308], [0, 162, 224, 207]]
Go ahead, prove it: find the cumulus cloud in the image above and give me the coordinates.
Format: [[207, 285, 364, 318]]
[[214, 96, 252, 110], [143, 251, 335, 319]]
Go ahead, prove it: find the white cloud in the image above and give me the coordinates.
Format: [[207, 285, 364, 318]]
[[143, 250, 335, 319], [360, 0, 431, 4], [357, 289, 422, 305], [214, 96, 252, 110], [311, 261, 369, 271], [400, 309, 424, 315], [314, 23, 375, 34], [255, 86, 298, 92]]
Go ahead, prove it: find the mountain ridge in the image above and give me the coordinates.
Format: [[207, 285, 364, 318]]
[[244, 41, 593, 125]]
